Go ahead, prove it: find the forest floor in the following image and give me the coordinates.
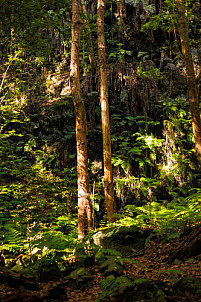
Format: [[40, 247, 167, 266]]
[[1, 238, 201, 302]]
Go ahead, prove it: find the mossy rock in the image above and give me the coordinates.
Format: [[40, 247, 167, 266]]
[[128, 285, 166, 302], [93, 226, 149, 256], [11, 265, 40, 281], [99, 256, 124, 271], [11, 264, 24, 273], [99, 256, 125, 277], [67, 268, 93, 289], [174, 276, 201, 296], [103, 263, 124, 277], [98, 275, 135, 301]]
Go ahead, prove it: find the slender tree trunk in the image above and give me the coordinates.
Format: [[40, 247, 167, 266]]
[[70, 0, 93, 239], [97, 0, 117, 223], [175, 0, 201, 165], [81, 0, 96, 74]]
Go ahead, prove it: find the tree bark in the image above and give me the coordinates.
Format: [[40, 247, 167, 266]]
[[175, 0, 201, 166], [97, 0, 117, 223], [168, 225, 201, 260], [70, 0, 93, 239]]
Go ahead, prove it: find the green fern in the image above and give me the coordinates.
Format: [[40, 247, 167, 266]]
[[95, 248, 122, 264], [96, 276, 134, 302], [2, 224, 24, 252]]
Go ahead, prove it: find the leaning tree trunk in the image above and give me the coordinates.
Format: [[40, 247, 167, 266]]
[[168, 224, 201, 260], [97, 0, 117, 223], [175, 0, 201, 166], [70, 0, 93, 239]]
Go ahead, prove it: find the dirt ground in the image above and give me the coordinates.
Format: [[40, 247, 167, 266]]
[[1, 238, 201, 301]]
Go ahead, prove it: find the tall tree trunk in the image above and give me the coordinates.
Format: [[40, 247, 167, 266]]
[[70, 0, 93, 239], [97, 0, 117, 223], [175, 0, 201, 165], [81, 0, 96, 74]]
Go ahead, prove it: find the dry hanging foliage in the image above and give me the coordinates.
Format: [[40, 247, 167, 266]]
[[107, 62, 158, 118]]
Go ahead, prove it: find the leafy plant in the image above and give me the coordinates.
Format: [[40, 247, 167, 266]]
[[121, 190, 201, 240], [137, 65, 160, 80], [125, 0, 155, 13], [96, 275, 134, 302]]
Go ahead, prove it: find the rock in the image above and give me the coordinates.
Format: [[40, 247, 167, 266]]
[[11, 262, 61, 282], [99, 277, 165, 302], [99, 256, 125, 277], [150, 288, 166, 302], [11, 264, 39, 281], [173, 259, 181, 265], [11, 264, 24, 273], [174, 276, 201, 296], [39, 263, 60, 282], [22, 268, 40, 281], [99, 256, 124, 272], [185, 258, 195, 264], [129, 285, 166, 302], [104, 263, 124, 277], [67, 267, 93, 289], [12, 262, 60, 283], [99, 275, 134, 302], [93, 226, 149, 256], [0, 267, 40, 290]]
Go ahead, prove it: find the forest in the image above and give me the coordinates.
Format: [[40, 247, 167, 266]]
[[0, 0, 201, 301]]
